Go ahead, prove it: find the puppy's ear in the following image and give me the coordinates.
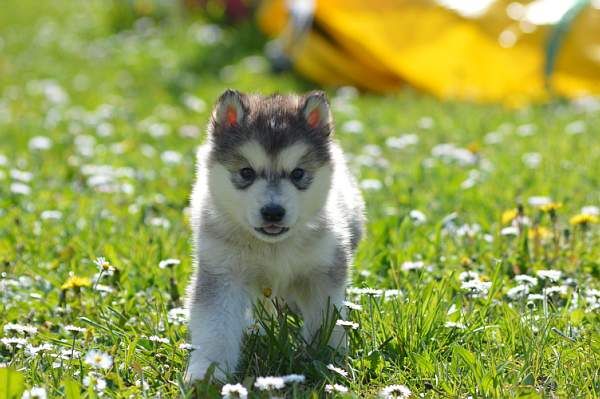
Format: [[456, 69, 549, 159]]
[[213, 89, 246, 129], [301, 91, 332, 133]]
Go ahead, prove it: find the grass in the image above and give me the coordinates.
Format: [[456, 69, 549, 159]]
[[1, 0, 599, 397]]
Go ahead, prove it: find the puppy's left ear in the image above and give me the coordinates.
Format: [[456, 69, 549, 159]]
[[213, 89, 246, 129], [302, 91, 332, 133]]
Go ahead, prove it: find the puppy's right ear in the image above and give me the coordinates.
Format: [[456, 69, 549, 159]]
[[212, 89, 246, 129]]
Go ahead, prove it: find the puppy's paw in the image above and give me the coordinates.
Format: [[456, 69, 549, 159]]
[[184, 354, 226, 383]]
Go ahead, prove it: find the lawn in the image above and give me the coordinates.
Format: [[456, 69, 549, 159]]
[[1, 1, 599, 398]]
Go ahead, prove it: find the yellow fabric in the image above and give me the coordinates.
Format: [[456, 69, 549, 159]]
[[258, 0, 600, 105]]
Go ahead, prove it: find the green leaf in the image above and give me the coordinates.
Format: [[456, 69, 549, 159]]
[[0, 368, 25, 399], [63, 378, 81, 399], [570, 308, 585, 325]]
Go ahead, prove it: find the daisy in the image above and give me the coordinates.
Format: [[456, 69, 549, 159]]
[[254, 376, 285, 391], [343, 300, 362, 311], [444, 321, 466, 330], [515, 275, 538, 286], [64, 325, 87, 334], [536, 270, 562, 282], [379, 384, 411, 398], [83, 372, 107, 392], [336, 320, 359, 330], [282, 374, 306, 383], [325, 384, 349, 393], [84, 350, 113, 369], [221, 383, 248, 399], [94, 257, 115, 274], [22, 387, 47, 399], [3, 323, 37, 335], [147, 335, 169, 344], [327, 364, 348, 377], [159, 258, 180, 269]]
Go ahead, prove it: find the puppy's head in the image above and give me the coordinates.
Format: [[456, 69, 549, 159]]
[[206, 90, 334, 243]]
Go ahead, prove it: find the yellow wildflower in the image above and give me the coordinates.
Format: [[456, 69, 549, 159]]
[[539, 202, 562, 213], [61, 275, 91, 290], [467, 142, 481, 154], [528, 226, 552, 240], [570, 214, 598, 226], [501, 209, 518, 225]]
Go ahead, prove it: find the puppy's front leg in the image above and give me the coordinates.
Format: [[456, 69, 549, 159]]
[[185, 271, 249, 382], [294, 277, 347, 351]]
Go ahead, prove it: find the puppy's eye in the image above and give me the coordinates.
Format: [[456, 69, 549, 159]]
[[290, 168, 305, 181], [239, 167, 256, 181]]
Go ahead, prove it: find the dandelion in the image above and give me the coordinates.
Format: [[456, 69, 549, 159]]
[[61, 275, 91, 290], [501, 209, 518, 225], [84, 350, 113, 370], [22, 387, 47, 399], [444, 321, 466, 330], [3, 323, 38, 335], [159, 258, 180, 269], [343, 300, 362, 311], [539, 202, 562, 213], [325, 384, 349, 393], [536, 269, 562, 282], [379, 384, 411, 398], [327, 364, 349, 377], [221, 383, 248, 399], [254, 376, 285, 391], [528, 226, 552, 240], [569, 214, 598, 226], [336, 319, 359, 330]]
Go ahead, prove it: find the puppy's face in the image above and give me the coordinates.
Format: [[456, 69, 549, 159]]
[[206, 90, 333, 243]]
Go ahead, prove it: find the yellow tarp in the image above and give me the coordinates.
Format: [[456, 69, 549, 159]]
[[258, 0, 600, 106]]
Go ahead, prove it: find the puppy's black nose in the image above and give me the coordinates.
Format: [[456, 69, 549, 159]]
[[260, 204, 286, 223]]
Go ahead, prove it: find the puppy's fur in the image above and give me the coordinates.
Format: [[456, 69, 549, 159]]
[[185, 90, 365, 381]]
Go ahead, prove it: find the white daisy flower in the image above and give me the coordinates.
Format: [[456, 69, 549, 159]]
[[159, 258, 180, 269], [28, 136, 52, 151], [221, 383, 248, 399], [379, 384, 411, 398], [506, 284, 530, 300], [515, 275, 538, 286], [282, 374, 306, 384], [444, 321, 466, 330], [167, 307, 189, 325], [401, 261, 425, 271], [536, 270, 562, 282], [325, 384, 349, 393], [146, 335, 169, 344], [343, 301, 362, 311], [254, 376, 285, 391], [84, 350, 113, 369], [336, 320, 359, 330], [327, 364, 348, 377], [1, 337, 28, 347], [94, 257, 115, 274], [22, 387, 47, 399], [64, 325, 87, 334], [3, 323, 37, 335], [83, 372, 107, 391], [501, 226, 519, 236], [581, 205, 599, 216], [409, 210, 427, 225], [527, 196, 552, 207]]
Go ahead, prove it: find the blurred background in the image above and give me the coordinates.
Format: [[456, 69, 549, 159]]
[[101, 0, 600, 106]]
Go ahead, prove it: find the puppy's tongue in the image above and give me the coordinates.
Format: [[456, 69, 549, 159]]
[[263, 225, 284, 234]]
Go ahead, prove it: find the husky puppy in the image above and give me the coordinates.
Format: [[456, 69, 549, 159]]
[[185, 89, 365, 381]]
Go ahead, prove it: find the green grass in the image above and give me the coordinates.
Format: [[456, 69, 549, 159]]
[[1, 1, 599, 398]]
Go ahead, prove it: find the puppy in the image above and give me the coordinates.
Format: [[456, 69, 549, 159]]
[[185, 89, 365, 381]]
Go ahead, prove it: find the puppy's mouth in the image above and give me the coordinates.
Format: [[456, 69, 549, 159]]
[[255, 224, 289, 236]]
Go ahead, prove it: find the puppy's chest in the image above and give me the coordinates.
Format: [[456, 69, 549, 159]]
[[241, 235, 337, 292]]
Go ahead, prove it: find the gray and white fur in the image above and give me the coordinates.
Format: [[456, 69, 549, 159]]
[[185, 90, 365, 381]]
